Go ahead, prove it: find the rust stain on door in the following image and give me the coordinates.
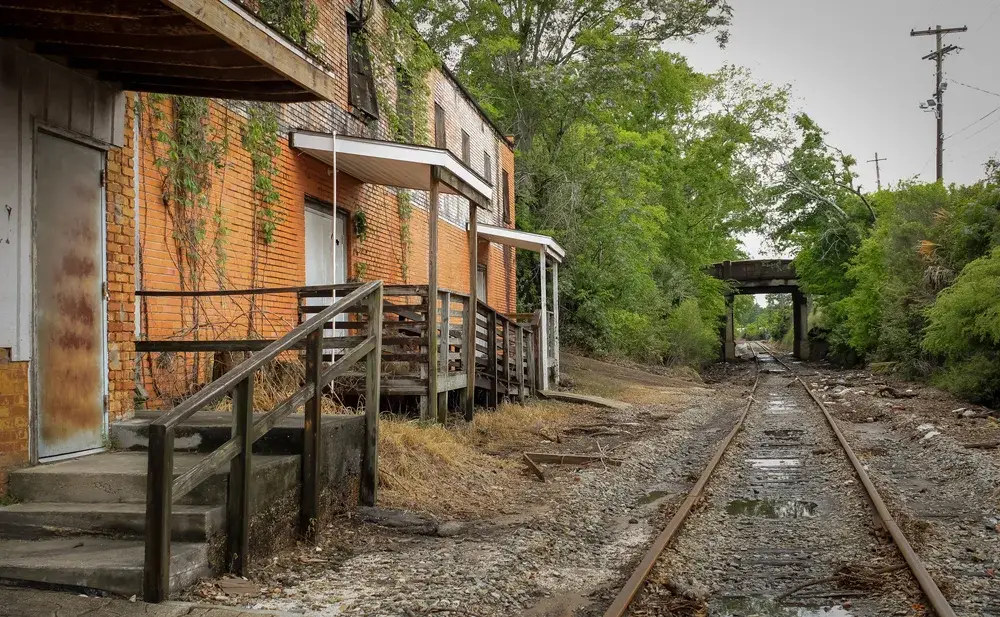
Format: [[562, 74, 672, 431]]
[[35, 133, 105, 457]]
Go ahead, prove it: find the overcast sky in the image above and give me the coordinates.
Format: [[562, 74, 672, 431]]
[[673, 0, 1000, 259]]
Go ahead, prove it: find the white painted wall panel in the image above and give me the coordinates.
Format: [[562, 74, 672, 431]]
[[0, 42, 122, 360]]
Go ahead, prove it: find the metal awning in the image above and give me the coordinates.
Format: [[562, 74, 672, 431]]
[[290, 131, 492, 207], [0, 0, 337, 102], [475, 224, 565, 262]]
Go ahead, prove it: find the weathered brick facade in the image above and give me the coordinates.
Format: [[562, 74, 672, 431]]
[[0, 350, 29, 491], [136, 0, 518, 399]]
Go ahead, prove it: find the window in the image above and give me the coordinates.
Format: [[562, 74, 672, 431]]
[[434, 103, 446, 149], [483, 152, 492, 184], [347, 14, 378, 119], [461, 130, 470, 164], [395, 68, 415, 142], [502, 169, 511, 224], [476, 264, 487, 302]]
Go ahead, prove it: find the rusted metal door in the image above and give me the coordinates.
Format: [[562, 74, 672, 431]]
[[34, 131, 106, 458]]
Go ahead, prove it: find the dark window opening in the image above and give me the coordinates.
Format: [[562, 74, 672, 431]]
[[502, 169, 511, 223], [484, 151, 492, 184], [347, 14, 379, 119], [461, 130, 471, 164], [434, 103, 446, 149], [395, 67, 415, 142]]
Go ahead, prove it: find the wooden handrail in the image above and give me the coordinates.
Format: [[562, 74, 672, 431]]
[[143, 280, 384, 603], [138, 282, 363, 298], [151, 282, 380, 432]]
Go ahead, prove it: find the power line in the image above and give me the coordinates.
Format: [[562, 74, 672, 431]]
[[974, 0, 1000, 33], [944, 105, 1000, 140], [949, 77, 1000, 98], [953, 113, 1000, 145]]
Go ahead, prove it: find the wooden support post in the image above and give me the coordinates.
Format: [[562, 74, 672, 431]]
[[539, 250, 548, 390], [437, 291, 451, 423], [502, 320, 510, 401], [527, 329, 537, 395], [516, 325, 525, 403], [143, 424, 173, 603], [551, 259, 560, 384], [488, 311, 499, 407], [301, 329, 322, 538], [461, 296, 472, 420], [360, 285, 383, 506], [465, 199, 478, 421], [227, 375, 253, 575], [427, 170, 440, 422]]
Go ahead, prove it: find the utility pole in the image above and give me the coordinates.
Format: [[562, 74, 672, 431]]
[[867, 152, 887, 191], [911, 25, 967, 182]]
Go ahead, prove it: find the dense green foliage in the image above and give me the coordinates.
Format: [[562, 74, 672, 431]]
[[772, 116, 1000, 403], [401, 0, 791, 364], [736, 295, 791, 342]]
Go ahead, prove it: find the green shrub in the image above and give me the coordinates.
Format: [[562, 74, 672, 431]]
[[663, 298, 718, 366]]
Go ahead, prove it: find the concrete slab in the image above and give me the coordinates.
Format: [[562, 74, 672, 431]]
[[0, 586, 297, 616], [537, 390, 632, 410], [8, 452, 298, 506], [0, 537, 210, 597], [0, 502, 224, 541]]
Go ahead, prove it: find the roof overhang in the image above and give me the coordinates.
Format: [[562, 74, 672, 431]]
[[0, 0, 337, 102], [290, 132, 493, 208], [475, 224, 566, 262]]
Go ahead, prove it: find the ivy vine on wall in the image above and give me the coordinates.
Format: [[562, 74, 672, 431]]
[[255, 0, 323, 56]]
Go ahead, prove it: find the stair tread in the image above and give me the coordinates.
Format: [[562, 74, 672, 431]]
[[11, 451, 297, 477], [0, 502, 219, 514]]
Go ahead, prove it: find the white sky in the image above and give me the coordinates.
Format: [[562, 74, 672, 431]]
[[673, 0, 1000, 259]]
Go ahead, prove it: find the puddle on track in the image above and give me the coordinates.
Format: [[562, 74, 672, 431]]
[[711, 597, 853, 616], [726, 498, 818, 518], [747, 458, 802, 469], [637, 490, 671, 505]]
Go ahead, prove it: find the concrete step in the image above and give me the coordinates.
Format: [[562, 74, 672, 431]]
[[8, 452, 299, 506], [112, 411, 362, 455], [0, 536, 210, 597], [0, 502, 224, 541]]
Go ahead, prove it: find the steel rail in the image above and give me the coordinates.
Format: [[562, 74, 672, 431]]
[[601, 345, 761, 617], [762, 343, 958, 617]]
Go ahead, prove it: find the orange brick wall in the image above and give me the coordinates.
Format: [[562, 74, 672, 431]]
[[107, 99, 137, 421], [0, 351, 28, 493]]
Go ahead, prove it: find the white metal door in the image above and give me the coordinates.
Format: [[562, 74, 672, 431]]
[[34, 131, 107, 458], [305, 206, 348, 357]]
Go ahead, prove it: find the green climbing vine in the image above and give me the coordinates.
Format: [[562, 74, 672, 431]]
[[358, 1, 438, 282], [256, 0, 323, 56], [242, 102, 283, 247]]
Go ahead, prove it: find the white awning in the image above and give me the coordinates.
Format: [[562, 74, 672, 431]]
[[475, 223, 566, 262], [289, 131, 492, 205]]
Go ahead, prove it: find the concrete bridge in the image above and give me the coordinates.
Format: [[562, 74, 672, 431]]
[[706, 259, 810, 361]]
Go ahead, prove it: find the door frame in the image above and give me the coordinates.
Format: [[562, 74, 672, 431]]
[[29, 122, 110, 464], [304, 195, 350, 283]]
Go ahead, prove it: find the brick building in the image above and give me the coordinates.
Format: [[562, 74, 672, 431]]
[[0, 0, 523, 492]]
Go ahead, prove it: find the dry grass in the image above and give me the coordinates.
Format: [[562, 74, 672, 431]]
[[377, 399, 591, 516], [562, 353, 707, 406]]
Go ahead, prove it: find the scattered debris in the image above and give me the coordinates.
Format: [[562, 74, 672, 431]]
[[522, 453, 546, 482], [963, 441, 1000, 450], [920, 430, 941, 442], [523, 452, 624, 466], [876, 385, 918, 399]]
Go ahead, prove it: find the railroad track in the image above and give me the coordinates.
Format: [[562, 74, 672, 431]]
[[603, 342, 959, 617]]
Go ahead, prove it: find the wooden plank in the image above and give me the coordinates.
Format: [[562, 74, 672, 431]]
[[488, 311, 499, 407], [227, 376, 253, 575], [502, 323, 511, 401], [121, 80, 315, 102], [136, 335, 365, 353], [171, 437, 241, 503], [433, 164, 490, 209], [524, 452, 623, 466], [0, 12, 200, 35], [466, 201, 478, 422], [522, 453, 545, 482], [438, 291, 451, 424], [0, 0, 173, 18], [142, 425, 173, 603], [36, 42, 255, 67], [75, 58, 282, 81], [158, 0, 337, 101], [527, 330, 537, 394], [516, 326, 526, 404], [383, 352, 428, 362], [361, 285, 384, 506], [139, 283, 360, 298], [249, 383, 315, 443], [301, 330, 322, 538]]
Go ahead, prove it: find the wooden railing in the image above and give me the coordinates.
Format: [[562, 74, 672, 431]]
[[141, 281, 383, 602], [476, 301, 536, 407]]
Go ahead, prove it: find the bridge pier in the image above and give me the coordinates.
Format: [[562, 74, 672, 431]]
[[720, 294, 737, 362], [792, 289, 810, 360]]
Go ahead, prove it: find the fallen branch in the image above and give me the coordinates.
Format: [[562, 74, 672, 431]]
[[875, 386, 917, 399], [775, 564, 906, 602], [962, 441, 1000, 450], [523, 452, 623, 466], [522, 453, 546, 482]]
